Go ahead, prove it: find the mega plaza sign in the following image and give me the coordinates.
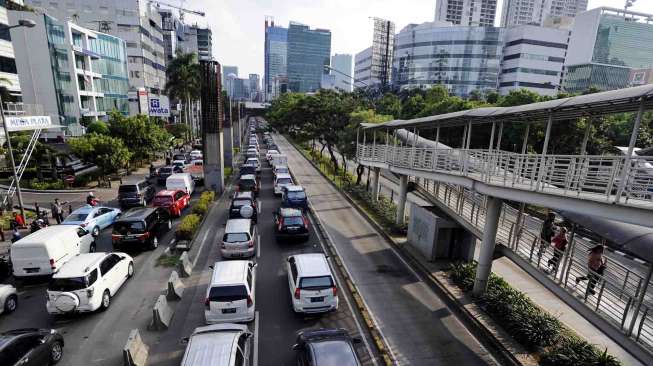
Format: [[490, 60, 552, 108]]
[[5, 115, 53, 132]]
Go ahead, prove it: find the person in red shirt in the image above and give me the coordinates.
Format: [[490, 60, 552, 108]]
[[12, 212, 25, 228], [547, 227, 568, 271]]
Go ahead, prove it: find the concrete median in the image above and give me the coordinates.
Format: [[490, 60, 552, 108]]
[[123, 329, 148, 366], [178, 251, 192, 277], [148, 295, 173, 331], [166, 270, 184, 300]]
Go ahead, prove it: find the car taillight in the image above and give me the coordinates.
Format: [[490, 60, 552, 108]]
[[49, 258, 55, 270], [303, 216, 309, 228], [294, 288, 301, 299], [247, 296, 253, 307], [236, 186, 240, 192], [138, 232, 150, 241], [332, 286, 337, 296], [204, 298, 210, 309], [248, 240, 254, 248], [111, 234, 121, 241], [278, 217, 284, 231]]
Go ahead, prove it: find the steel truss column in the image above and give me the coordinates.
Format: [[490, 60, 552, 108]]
[[473, 196, 503, 296]]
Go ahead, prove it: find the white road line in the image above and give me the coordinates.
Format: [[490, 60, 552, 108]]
[[257, 234, 261, 258], [253, 310, 260, 366], [191, 182, 233, 269], [258, 200, 262, 214]]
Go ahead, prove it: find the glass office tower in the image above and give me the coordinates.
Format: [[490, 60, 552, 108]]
[[286, 22, 331, 93], [264, 19, 287, 101]]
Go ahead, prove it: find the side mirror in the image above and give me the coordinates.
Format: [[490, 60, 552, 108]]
[[291, 343, 301, 351]]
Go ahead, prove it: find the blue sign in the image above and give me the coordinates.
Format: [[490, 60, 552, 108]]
[[148, 97, 170, 117]]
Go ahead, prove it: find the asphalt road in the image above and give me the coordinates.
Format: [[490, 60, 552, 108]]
[[147, 139, 377, 365]]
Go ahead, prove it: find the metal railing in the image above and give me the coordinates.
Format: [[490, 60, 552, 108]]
[[410, 177, 653, 352], [358, 145, 653, 208]]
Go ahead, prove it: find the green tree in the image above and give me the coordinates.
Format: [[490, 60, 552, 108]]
[[343, 109, 393, 183], [107, 111, 172, 163], [69, 133, 132, 176], [168, 123, 189, 139], [376, 93, 402, 118], [165, 51, 200, 140], [86, 121, 109, 135]]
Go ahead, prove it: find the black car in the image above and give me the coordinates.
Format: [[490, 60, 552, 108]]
[[229, 191, 258, 222], [0, 328, 65, 365], [111, 207, 171, 250], [157, 166, 175, 184], [239, 164, 257, 176], [281, 185, 308, 210], [173, 153, 189, 163], [118, 180, 155, 208], [293, 328, 361, 366], [237, 174, 259, 197], [273, 207, 309, 241]]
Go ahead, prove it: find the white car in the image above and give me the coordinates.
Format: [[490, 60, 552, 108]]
[[273, 165, 290, 179], [266, 149, 280, 161], [205, 261, 256, 324], [286, 253, 338, 314], [274, 173, 293, 196], [0, 284, 18, 314], [189, 150, 203, 160], [245, 158, 261, 174], [46, 252, 134, 314]]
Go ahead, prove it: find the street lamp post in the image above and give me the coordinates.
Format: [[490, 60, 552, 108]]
[[1, 19, 36, 220]]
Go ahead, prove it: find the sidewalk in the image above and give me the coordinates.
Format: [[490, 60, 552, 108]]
[[278, 136, 499, 365]]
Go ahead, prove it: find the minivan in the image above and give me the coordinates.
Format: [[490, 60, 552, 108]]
[[111, 208, 171, 251], [181, 324, 252, 366], [11, 225, 95, 278], [221, 219, 256, 258], [205, 260, 256, 324], [237, 174, 259, 196], [118, 180, 155, 208], [287, 253, 339, 314], [166, 173, 195, 194]]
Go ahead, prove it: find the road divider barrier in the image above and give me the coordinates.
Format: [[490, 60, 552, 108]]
[[122, 329, 148, 366], [166, 270, 184, 300], [178, 252, 192, 277], [148, 295, 173, 331]]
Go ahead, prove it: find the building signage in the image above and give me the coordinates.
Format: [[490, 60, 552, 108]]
[[148, 96, 170, 117], [5, 115, 53, 132]]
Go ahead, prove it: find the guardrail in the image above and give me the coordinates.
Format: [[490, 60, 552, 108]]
[[358, 145, 653, 208]]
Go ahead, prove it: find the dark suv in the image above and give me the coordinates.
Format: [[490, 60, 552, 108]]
[[118, 180, 155, 208], [237, 174, 259, 197], [273, 207, 309, 241], [281, 185, 308, 210], [293, 328, 361, 366], [0, 328, 65, 366], [111, 207, 170, 250], [229, 191, 258, 223]]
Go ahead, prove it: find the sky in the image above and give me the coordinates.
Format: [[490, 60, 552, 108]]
[[183, 0, 653, 79]]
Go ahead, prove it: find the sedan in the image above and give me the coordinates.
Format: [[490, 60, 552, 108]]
[[293, 328, 362, 366], [63, 206, 121, 237], [0, 284, 17, 314], [0, 328, 65, 365]]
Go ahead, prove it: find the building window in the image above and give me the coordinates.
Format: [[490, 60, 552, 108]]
[[0, 56, 17, 74]]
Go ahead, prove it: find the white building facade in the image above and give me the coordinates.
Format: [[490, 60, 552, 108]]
[[435, 0, 497, 27], [353, 47, 373, 88], [330, 53, 352, 92], [0, 0, 22, 100], [501, 0, 588, 27], [499, 24, 569, 96]]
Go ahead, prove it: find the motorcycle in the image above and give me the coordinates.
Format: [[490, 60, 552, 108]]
[[30, 217, 49, 233]]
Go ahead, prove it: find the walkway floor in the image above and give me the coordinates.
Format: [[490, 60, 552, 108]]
[[369, 167, 644, 366], [277, 136, 499, 365]]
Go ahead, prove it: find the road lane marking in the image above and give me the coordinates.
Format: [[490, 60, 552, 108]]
[[253, 310, 260, 366], [258, 200, 261, 214], [256, 234, 261, 258], [191, 181, 233, 269], [192, 228, 211, 268]]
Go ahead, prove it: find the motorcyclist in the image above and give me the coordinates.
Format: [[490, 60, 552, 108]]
[[86, 192, 98, 206], [30, 218, 47, 233]]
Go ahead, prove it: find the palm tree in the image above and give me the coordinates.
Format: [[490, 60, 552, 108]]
[[165, 51, 201, 140]]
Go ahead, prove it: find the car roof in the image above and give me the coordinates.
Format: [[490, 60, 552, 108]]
[[118, 207, 156, 220], [274, 165, 288, 170], [240, 174, 256, 180], [183, 325, 246, 366], [293, 253, 331, 277], [0, 329, 47, 349], [15, 225, 81, 244], [156, 189, 181, 197], [279, 207, 303, 217], [53, 253, 109, 278], [276, 173, 292, 179], [210, 260, 251, 285], [234, 191, 254, 200], [285, 185, 304, 192], [309, 340, 359, 366], [225, 218, 251, 233]]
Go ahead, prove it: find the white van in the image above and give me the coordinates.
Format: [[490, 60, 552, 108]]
[[11, 225, 95, 278], [166, 173, 195, 194], [181, 324, 252, 366], [286, 253, 339, 314], [205, 260, 256, 324], [271, 154, 288, 168], [221, 219, 256, 258]]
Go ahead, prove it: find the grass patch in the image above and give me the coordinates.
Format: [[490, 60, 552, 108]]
[[156, 253, 180, 267], [225, 166, 233, 179]]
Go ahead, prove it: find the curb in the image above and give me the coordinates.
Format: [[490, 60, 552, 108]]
[[289, 140, 523, 366]]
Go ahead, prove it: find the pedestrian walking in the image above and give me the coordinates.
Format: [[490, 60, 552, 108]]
[[538, 212, 556, 257], [547, 227, 568, 271], [576, 244, 607, 296], [52, 198, 64, 224], [12, 212, 25, 229]]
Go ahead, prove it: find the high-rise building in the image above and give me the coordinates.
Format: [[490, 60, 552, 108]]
[[223, 65, 238, 97], [24, 0, 167, 115], [0, 1, 22, 101], [264, 18, 287, 101], [563, 7, 653, 93], [159, 8, 183, 64], [286, 22, 331, 93], [499, 25, 569, 96], [9, 10, 129, 137], [330, 54, 353, 92], [393, 21, 505, 97], [248, 73, 260, 101], [353, 18, 395, 89], [196, 27, 212, 61], [501, 0, 588, 27], [435, 0, 498, 27]]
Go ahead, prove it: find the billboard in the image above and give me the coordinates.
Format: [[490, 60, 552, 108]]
[[148, 96, 170, 117], [5, 115, 53, 132]]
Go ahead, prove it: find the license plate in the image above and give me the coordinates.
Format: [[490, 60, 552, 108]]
[[25, 268, 40, 273], [310, 297, 324, 303], [222, 308, 237, 314]]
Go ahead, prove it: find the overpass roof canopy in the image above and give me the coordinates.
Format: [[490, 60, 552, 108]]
[[364, 84, 653, 130]]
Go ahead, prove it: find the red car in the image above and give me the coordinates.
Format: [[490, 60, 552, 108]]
[[152, 189, 190, 217]]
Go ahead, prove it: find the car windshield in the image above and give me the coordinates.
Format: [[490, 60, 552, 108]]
[[65, 213, 89, 222], [277, 178, 292, 185], [287, 191, 306, 200], [209, 285, 248, 302], [113, 221, 145, 234], [49, 276, 87, 291], [223, 233, 250, 243], [232, 199, 251, 207], [239, 180, 256, 189], [299, 276, 333, 290], [283, 216, 304, 226], [276, 167, 289, 173], [154, 196, 173, 205], [118, 185, 138, 193]]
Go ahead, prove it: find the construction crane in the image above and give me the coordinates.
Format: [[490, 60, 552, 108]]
[[148, 0, 205, 22]]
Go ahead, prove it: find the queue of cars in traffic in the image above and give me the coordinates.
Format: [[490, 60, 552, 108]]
[[180, 119, 363, 366]]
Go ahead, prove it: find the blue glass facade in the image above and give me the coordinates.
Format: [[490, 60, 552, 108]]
[[45, 14, 77, 126], [90, 34, 130, 115], [393, 23, 505, 97], [264, 24, 287, 99], [286, 23, 331, 93]]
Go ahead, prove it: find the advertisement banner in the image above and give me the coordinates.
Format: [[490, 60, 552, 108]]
[[5, 115, 53, 131], [148, 96, 170, 117]]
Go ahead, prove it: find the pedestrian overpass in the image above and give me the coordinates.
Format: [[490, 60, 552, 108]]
[[356, 85, 653, 362]]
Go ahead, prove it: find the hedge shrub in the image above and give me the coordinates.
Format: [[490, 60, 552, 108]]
[[200, 191, 215, 204], [177, 214, 201, 240], [344, 184, 408, 234], [448, 262, 621, 364], [192, 200, 208, 216], [28, 179, 65, 190]]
